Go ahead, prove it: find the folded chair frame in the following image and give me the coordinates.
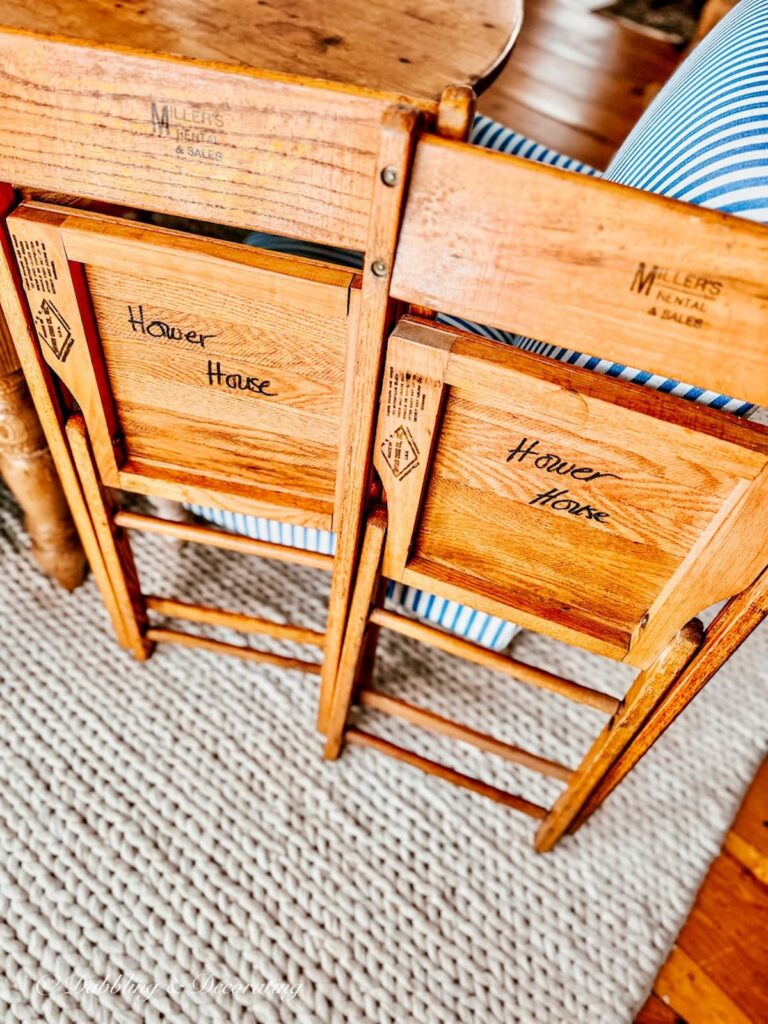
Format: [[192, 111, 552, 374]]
[[323, 311, 768, 851]]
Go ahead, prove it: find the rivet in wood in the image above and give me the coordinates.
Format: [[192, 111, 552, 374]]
[[371, 259, 388, 277], [381, 166, 399, 186]]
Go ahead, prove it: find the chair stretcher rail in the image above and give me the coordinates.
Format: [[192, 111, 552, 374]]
[[145, 627, 322, 674], [346, 729, 548, 818], [146, 595, 325, 647], [369, 608, 620, 714], [359, 688, 573, 782], [114, 511, 334, 570]]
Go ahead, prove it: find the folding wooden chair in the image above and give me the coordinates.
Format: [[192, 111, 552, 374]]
[[322, 136, 768, 850], [4, 200, 381, 672], [0, 49, 474, 688]]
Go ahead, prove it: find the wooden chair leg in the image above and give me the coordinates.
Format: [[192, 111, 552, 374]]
[[324, 507, 387, 759], [566, 566, 768, 837], [356, 575, 387, 691], [65, 414, 151, 661], [535, 619, 705, 852]]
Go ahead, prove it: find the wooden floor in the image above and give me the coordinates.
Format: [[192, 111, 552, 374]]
[[635, 758, 768, 1024], [478, 0, 681, 170]]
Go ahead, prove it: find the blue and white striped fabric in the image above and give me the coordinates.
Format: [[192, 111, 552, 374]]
[[607, 0, 768, 222], [184, 506, 338, 555], [469, 116, 601, 175], [188, 0, 767, 650]]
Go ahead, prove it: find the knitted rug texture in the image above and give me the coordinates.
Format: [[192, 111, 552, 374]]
[[0, 482, 766, 1023]]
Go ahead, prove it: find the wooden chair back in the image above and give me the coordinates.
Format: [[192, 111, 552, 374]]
[[374, 317, 768, 670], [9, 202, 361, 526], [0, 29, 434, 249], [0, 61, 451, 701], [7, 199, 377, 669], [382, 135, 768, 668]]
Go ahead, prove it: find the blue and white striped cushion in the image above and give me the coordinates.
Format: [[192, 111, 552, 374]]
[[187, 2, 767, 650], [607, 0, 768, 222]]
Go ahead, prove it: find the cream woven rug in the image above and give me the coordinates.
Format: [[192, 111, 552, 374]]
[[1, 482, 766, 1024]]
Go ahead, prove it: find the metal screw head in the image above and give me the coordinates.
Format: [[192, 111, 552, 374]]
[[371, 259, 388, 277], [381, 166, 399, 187]]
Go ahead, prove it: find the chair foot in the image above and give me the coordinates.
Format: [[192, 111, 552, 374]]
[[324, 735, 344, 760]]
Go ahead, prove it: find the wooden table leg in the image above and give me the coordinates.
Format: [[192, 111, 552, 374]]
[[0, 314, 86, 589]]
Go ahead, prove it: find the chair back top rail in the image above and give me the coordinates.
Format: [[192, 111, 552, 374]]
[[0, 28, 435, 249], [374, 318, 768, 667], [390, 136, 768, 408]]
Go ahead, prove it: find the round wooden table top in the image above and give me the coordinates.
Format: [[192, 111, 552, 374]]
[[0, 0, 523, 101]]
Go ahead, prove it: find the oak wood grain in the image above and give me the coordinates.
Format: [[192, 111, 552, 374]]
[[10, 203, 361, 524], [636, 757, 768, 1024], [0, 0, 521, 99], [66, 414, 151, 660], [725, 758, 768, 887], [535, 620, 703, 852], [391, 137, 768, 408], [571, 566, 768, 834], [145, 595, 326, 647], [359, 687, 574, 782], [115, 511, 334, 571], [382, 319, 768, 666], [369, 606, 619, 713], [0, 185, 132, 637], [324, 505, 388, 759], [325, 310, 767, 846], [346, 728, 550, 818], [146, 626, 322, 674], [0, 31, 433, 248], [634, 994, 682, 1024], [316, 104, 421, 733], [0, 307, 86, 587]]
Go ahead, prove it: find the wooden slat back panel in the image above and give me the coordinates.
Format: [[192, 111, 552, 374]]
[[9, 203, 362, 526], [0, 30, 434, 250], [374, 319, 768, 665], [390, 137, 768, 408]]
